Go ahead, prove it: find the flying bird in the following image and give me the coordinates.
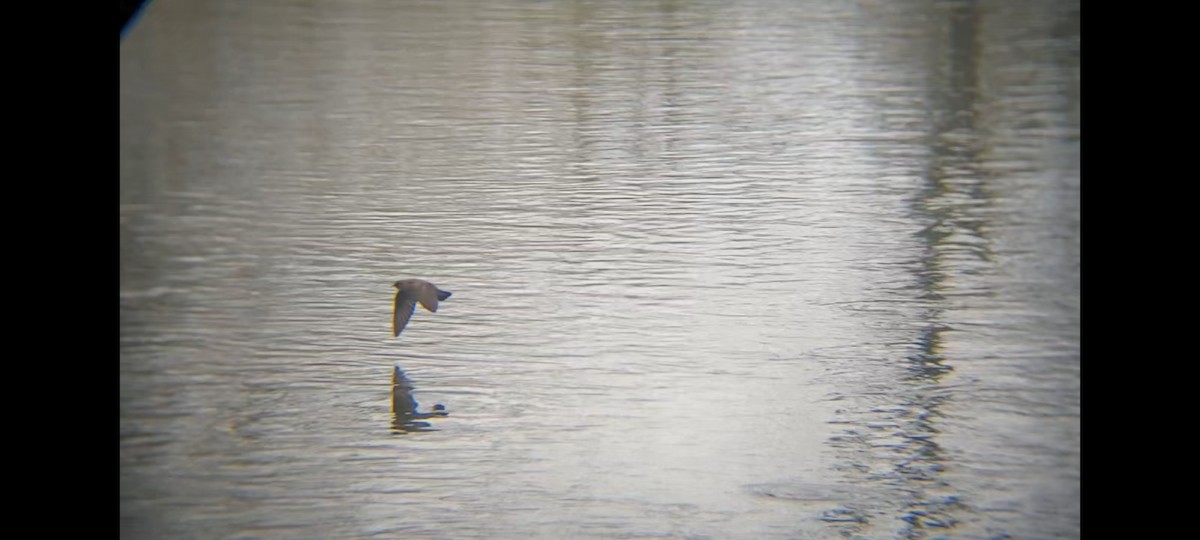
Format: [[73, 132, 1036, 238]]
[[391, 279, 452, 338]]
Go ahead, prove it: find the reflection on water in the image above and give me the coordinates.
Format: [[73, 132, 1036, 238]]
[[121, 0, 1078, 538], [391, 365, 449, 433]]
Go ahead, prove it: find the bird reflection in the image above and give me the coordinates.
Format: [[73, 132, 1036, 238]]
[[391, 365, 448, 433]]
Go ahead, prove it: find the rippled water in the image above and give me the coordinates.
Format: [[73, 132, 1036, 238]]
[[120, 1, 1079, 538]]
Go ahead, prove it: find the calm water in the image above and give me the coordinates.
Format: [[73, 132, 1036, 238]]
[[120, 1, 1079, 538]]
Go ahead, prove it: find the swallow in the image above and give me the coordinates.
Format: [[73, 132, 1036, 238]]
[[392, 279, 452, 338]]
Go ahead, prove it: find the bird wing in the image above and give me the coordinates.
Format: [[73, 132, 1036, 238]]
[[414, 282, 441, 313], [393, 290, 419, 337]]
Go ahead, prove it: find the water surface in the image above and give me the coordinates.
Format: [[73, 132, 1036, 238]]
[[120, 1, 1080, 538]]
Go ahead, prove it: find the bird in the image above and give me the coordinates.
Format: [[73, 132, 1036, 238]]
[[391, 279, 452, 338]]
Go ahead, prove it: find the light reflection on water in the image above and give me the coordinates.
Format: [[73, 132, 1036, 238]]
[[121, 1, 1078, 538]]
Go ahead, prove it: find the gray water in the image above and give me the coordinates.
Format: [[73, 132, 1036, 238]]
[[120, 1, 1079, 538]]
